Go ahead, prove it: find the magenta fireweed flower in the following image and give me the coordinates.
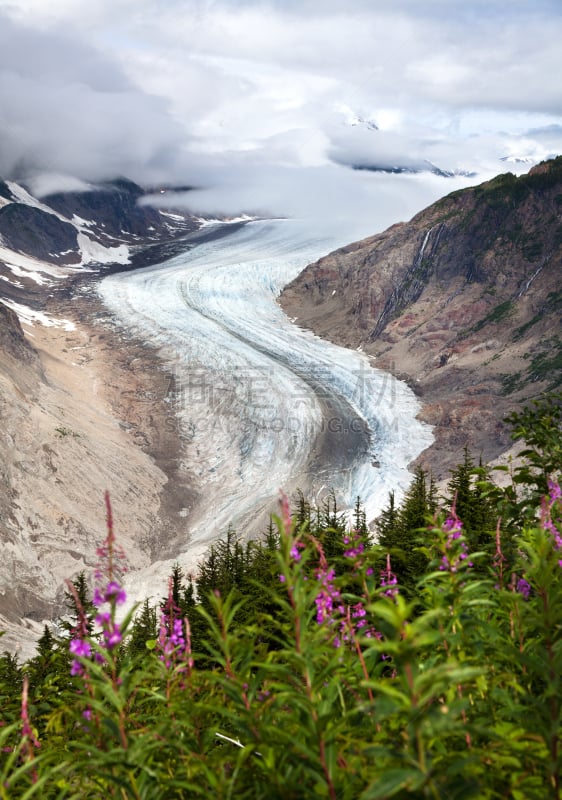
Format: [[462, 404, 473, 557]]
[[91, 583, 125, 653], [343, 533, 365, 560], [90, 494, 128, 653], [68, 493, 130, 676], [314, 565, 340, 625], [313, 550, 378, 645], [516, 578, 531, 599], [93, 581, 127, 608], [290, 541, 304, 562], [283, 520, 380, 648], [66, 578, 93, 677], [380, 553, 399, 598], [438, 507, 473, 573], [70, 638, 92, 658], [541, 480, 562, 565], [157, 577, 191, 671], [343, 528, 374, 579]]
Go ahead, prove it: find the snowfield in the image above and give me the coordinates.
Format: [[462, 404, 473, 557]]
[[99, 219, 433, 600]]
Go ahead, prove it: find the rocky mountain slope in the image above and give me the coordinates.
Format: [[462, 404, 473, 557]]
[[280, 158, 562, 477], [0, 177, 198, 308], [0, 179, 201, 656]]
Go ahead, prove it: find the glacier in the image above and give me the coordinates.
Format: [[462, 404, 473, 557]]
[[99, 218, 433, 601]]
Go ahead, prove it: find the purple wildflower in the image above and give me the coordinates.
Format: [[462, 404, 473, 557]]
[[290, 541, 304, 562], [70, 638, 92, 658], [541, 480, 562, 560], [66, 579, 93, 677], [314, 565, 340, 625], [438, 507, 473, 573], [157, 577, 190, 671], [93, 581, 127, 607], [380, 553, 399, 598], [343, 528, 373, 580], [68, 494, 130, 676], [20, 676, 40, 782], [516, 578, 531, 600]]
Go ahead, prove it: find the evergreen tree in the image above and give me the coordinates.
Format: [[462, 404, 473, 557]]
[[0, 650, 22, 724], [316, 489, 347, 561], [446, 448, 497, 558], [27, 625, 57, 691], [353, 495, 370, 541], [61, 571, 94, 636], [128, 600, 158, 658], [377, 467, 434, 595], [293, 490, 312, 532], [503, 391, 562, 518], [376, 491, 397, 543]]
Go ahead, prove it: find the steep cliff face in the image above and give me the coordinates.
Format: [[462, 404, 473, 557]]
[[0, 303, 38, 364], [280, 158, 562, 475]]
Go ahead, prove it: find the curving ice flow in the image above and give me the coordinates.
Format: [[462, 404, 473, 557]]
[[99, 218, 433, 595]]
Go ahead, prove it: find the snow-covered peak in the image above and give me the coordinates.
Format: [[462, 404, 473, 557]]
[[336, 104, 379, 132]]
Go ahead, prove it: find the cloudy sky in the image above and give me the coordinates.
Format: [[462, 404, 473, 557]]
[[1, 0, 562, 234]]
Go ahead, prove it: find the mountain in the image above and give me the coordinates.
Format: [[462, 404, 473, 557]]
[[280, 157, 562, 477], [0, 178, 203, 656], [0, 177, 198, 309], [2, 159, 561, 654]]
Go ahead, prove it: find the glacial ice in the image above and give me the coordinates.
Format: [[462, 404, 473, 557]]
[[99, 218, 433, 601]]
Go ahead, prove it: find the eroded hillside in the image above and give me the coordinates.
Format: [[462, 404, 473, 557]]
[[281, 158, 562, 475]]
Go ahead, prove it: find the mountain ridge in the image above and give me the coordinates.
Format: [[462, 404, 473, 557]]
[[280, 157, 562, 477]]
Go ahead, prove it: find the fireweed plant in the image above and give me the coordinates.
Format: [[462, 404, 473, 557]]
[[2, 441, 562, 795]]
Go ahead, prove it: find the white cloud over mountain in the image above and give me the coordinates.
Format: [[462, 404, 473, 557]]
[[1, 0, 562, 229]]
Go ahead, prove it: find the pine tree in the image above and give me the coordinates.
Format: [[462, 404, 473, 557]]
[[446, 448, 497, 557], [377, 468, 433, 595], [317, 489, 347, 561], [376, 491, 397, 543], [27, 625, 57, 690], [0, 650, 22, 723], [129, 600, 158, 658], [62, 571, 94, 636], [353, 496, 370, 541], [293, 490, 312, 531]]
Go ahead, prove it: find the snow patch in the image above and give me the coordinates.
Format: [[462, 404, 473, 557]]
[[159, 211, 186, 222], [6, 182, 61, 217], [0, 274, 24, 288], [0, 245, 70, 284], [3, 299, 76, 331], [72, 214, 96, 228], [77, 233, 130, 265], [195, 214, 258, 227]]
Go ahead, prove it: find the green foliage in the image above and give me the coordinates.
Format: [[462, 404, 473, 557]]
[[471, 299, 514, 334], [376, 466, 436, 594], [1, 394, 562, 797], [504, 391, 562, 513]]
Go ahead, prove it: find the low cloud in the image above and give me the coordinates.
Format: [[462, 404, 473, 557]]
[[144, 160, 480, 242], [1, 0, 562, 233], [0, 13, 187, 184]]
